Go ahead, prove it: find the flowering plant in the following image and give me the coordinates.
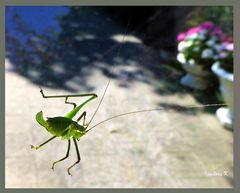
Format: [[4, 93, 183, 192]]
[[213, 40, 233, 73], [177, 21, 233, 72]]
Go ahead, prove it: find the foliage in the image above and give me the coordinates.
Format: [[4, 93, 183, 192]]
[[185, 6, 233, 36]]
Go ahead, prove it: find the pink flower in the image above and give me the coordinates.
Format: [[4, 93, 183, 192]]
[[226, 36, 233, 43], [212, 27, 223, 35], [177, 32, 186, 42], [226, 43, 234, 51], [187, 26, 203, 35], [211, 27, 227, 40], [201, 21, 214, 30], [219, 34, 227, 41], [220, 42, 234, 51]]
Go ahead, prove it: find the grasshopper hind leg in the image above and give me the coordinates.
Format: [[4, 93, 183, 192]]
[[51, 140, 71, 171], [65, 97, 77, 109], [67, 138, 81, 176]]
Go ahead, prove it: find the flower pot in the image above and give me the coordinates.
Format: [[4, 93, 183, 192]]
[[211, 62, 233, 129], [177, 53, 214, 90]]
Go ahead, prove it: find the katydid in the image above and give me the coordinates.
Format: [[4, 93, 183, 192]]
[[30, 79, 111, 176]]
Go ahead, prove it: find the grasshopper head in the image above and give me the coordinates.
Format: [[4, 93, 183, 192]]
[[60, 124, 86, 140]]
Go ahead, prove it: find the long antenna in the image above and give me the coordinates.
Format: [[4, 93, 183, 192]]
[[84, 10, 225, 130], [85, 11, 167, 128], [86, 79, 111, 129], [86, 21, 130, 129], [86, 103, 226, 132]]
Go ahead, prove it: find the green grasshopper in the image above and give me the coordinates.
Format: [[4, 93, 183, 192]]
[[30, 80, 111, 176]]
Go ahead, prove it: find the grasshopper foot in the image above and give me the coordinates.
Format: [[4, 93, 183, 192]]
[[67, 169, 73, 176], [51, 162, 57, 171], [30, 145, 39, 150], [39, 87, 46, 98]]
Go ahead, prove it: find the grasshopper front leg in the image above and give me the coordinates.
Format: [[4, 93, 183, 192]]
[[30, 136, 57, 150]]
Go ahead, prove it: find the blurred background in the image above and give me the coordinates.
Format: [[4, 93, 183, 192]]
[[5, 6, 233, 188]]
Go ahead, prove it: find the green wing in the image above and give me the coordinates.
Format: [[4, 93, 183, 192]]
[[36, 111, 48, 128]]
